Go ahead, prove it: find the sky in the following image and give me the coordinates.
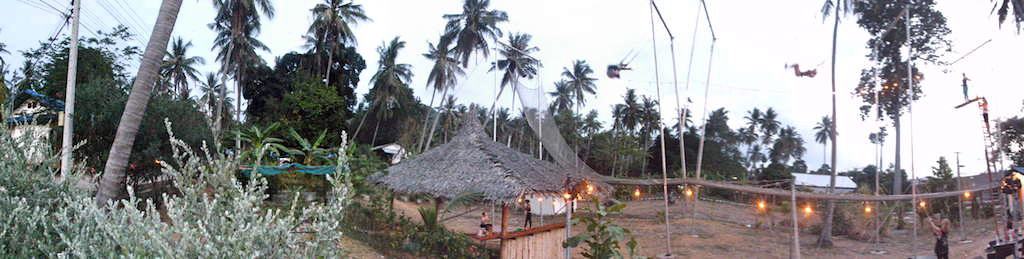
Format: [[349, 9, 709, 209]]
[[3, 0, 1023, 178]]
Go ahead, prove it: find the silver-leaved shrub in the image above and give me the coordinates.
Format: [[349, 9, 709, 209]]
[[0, 120, 353, 257]]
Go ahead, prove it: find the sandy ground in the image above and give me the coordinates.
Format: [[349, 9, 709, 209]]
[[340, 235, 387, 258], [391, 198, 1000, 258]]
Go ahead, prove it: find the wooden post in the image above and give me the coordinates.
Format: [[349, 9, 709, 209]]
[[791, 185, 801, 259], [500, 204, 509, 250]]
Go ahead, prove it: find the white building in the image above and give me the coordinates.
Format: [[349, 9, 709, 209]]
[[5, 90, 64, 165], [791, 173, 858, 193]]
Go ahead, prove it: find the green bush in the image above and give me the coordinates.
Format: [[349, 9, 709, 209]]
[[0, 122, 354, 257]]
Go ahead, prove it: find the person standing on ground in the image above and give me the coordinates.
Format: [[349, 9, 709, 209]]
[[523, 200, 533, 228], [928, 214, 951, 259]]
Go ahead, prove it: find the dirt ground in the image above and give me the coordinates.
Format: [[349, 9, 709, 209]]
[[390, 198, 1000, 258]]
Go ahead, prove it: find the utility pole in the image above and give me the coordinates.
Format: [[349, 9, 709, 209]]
[[955, 152, 967, 241], [60, 0, 82, 177]]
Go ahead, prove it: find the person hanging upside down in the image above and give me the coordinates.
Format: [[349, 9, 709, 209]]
[[787, 63, 817, 78]]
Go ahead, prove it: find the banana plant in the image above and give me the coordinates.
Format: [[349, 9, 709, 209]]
[[238, 122, 287, 164], [285, 128, 329, 165]]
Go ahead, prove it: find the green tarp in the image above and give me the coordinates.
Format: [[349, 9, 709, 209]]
[[240, 163, 336, 176]]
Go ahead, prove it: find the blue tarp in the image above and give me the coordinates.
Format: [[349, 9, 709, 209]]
[[240, 163, 336, 176]]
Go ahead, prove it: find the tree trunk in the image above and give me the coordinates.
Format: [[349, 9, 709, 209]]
[[352, 104, 373, 141], [416, 88, 438, 152], [894, 116, 902, 195], [423, 86, 450, 150], [235, 66, 243, 157], [371, 118, 381, 147], [817, 8, 840, 248], [96, 0, 182, 206]]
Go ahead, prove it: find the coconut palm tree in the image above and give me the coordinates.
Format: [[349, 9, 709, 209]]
[[441, 95, 459, 143], [97, 0, 184, 206], [638, 96, 659, 178], [993, 0, 1024, 31], [161, 37, 205, 98], [760, 108, 781, 145], [443, 0, 508, 67], [819, 0, 852, 247], [769, 126, 806, 164], [210, 0, 275, 154], [354, 37, 413, 141], [489, 33, 540, 110], [548, 80, 573, 114], [306, 0, 369, 84], [198, 72, 223, 117], [813, 116, 834, 163], [563, 60, 597, 109], [488, 33, 539, 146], [419, 36, 464, 151]]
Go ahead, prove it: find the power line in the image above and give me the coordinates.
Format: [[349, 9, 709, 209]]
[[101, 0, 146, 35], [112, 0, 149, 35], [93, 0, 147, 45], [14, 0, 61, 16]]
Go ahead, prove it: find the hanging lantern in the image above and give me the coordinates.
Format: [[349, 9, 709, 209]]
[[634, 188, 642, 199], [803, 205, 813, 217], [586, 184, 595, 195], [756, 200, 767, 212], [685, 188, 693, 197], [919, 200, 927, 209], [864, 205, 872, 214], [964, 191, 972, 199], [563, 192, 573, 200]]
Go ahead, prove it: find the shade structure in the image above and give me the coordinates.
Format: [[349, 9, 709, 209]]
[[377, 109, 610, 203]]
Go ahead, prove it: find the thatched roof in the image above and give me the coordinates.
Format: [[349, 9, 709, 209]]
[[377, 110, 610, 203]]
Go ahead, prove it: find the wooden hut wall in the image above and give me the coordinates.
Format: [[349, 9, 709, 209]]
[[500, 226, 565, 259]]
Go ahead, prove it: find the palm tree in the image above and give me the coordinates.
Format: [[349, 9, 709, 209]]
[[743, 108, 764, 175], [306, 0, 369, 84], [210, 0, 275, 154], [489, 33, 540, 109], [488, 33, 539, 146], [548, 80, 573, 114], [993, 0, 1024, 31], [563, 59, 597, 165], [441, 95, 459, 143], [97, 0, 183, 206], [769, 126, 806, 164], [443, 0, 508, 67], [354, 37, 413, 142], [198, 72, 223, 118], [760, 108, 781, 145], [161, 37, 205, 98], [638, 96, 659, 178], [819, 0, 852, 247], [813, 116, 834, 164], [419, 36, 464, 151], [563, 60, 597, 108]]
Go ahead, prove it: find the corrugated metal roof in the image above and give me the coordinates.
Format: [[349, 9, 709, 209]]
[[792, 173, 857, 189]]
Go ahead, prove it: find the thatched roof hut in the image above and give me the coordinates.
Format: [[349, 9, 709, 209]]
[[377, 110, 610, 204]]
